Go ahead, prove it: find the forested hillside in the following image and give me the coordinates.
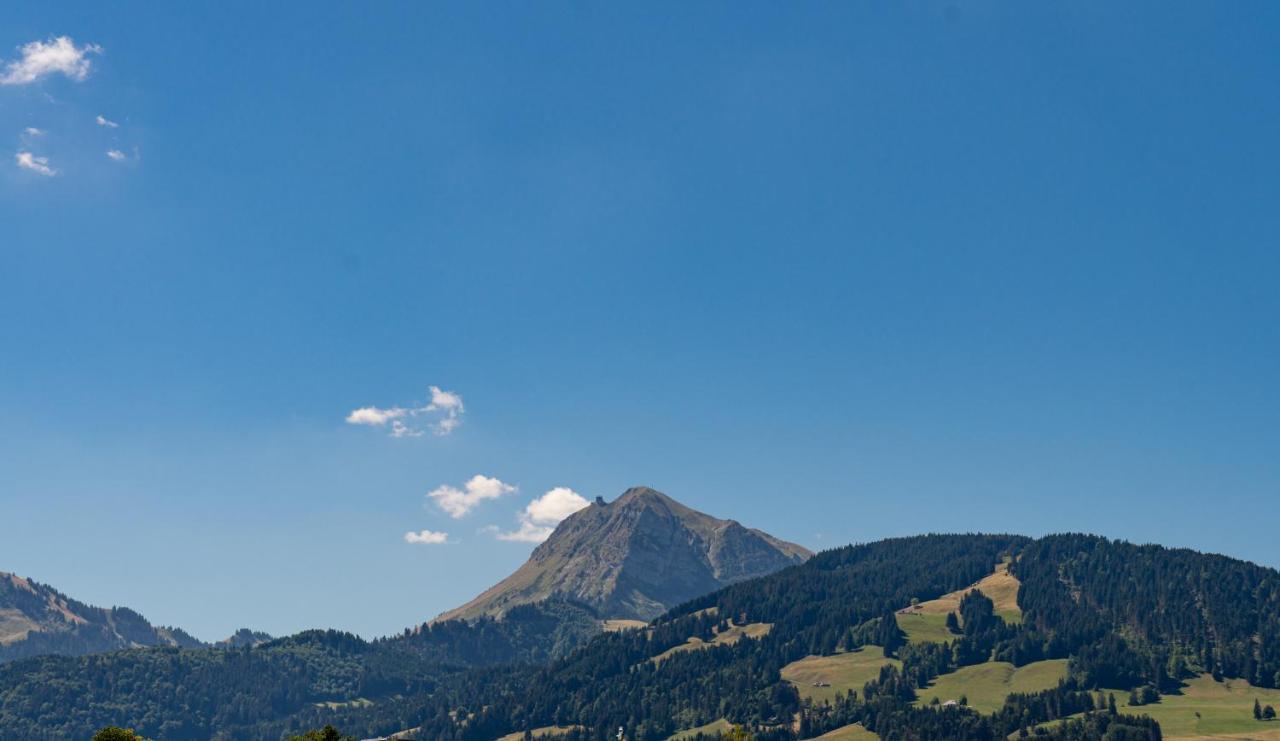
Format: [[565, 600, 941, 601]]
[[3, 533, 1278, 740], [0, 601, 598, 739], [328, 534, 1280, 740]]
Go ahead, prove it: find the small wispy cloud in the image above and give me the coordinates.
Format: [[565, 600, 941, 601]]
[[491, 487, 590, 543], [15, 151, 56, 176], [22, 127, 44, 137], [345, 385, 466, 437], [404, 529, 449, 545], [106, 149, 126, 161], [426, 386, 465, 435], [0, 37, 101, 86], [95, 114, 119, 128], [427, 475, 516, 518]]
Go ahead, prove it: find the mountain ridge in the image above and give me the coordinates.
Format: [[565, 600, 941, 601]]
[[0, 571, 270, 662], [438, 486, 812, 622], [3, 532, 1280, 739]]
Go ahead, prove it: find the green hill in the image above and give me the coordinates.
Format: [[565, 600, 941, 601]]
[[4, 532, 1280, 740], [915, 659, 1069, 713]]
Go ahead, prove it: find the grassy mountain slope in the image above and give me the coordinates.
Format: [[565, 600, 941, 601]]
[[0, 571, 205, 663], [5, 532, 1280, 739]]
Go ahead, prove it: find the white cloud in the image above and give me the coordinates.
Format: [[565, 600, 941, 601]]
[[404, 529, 449, 545], [495, 521, 556, 543], [95, 114, 118, 128], [106, 149, 126, 161], [15, 151, 56, 176], [1, 37, 101, 86], [492, 487, 590, 543], [346, 405, 406, 426], [389, 419, 422, 438], [525, 487, 590, 524], [345, 385, 465, 437], [425, 386, 464, 435], [23, 127, 44, 137], [427, 475, 516, 518]]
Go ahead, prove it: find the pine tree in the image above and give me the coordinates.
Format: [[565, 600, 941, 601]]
[[1256, 699, 1264, 721]]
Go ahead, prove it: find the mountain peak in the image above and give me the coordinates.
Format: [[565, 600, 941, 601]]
[[437, 487, 811, 622], [615, 485, 668, 502]]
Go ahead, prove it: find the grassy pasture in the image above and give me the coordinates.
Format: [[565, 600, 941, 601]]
[[496, 725, 580, 741], [651, 622, 772, 664], [668, 718, 733, 739], [814, 723, 879, 739], [895, 611, 955, 645], [1124, 674, 1280, 738], [915, 659, 1068, 713], [602, 619, 648, 632], [896, 561, 1022, 644], [781, 645, 901, 704], [1036, 675, 1280, 739]]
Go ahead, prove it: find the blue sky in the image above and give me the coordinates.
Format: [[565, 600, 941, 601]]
[[1, 3, 1277, 641]]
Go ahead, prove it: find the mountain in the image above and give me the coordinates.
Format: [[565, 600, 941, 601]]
[[0, 572, 276, 662], [6, 532, 1280, 739], [215, 628, 275, 648], [0, 571, 204, 663], [438, 486, 812, 622], [357, 533, 1280, 741], [0, 601, 603, 740]]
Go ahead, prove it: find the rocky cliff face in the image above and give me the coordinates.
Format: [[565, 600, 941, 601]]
[[438, 486, 811, 622]]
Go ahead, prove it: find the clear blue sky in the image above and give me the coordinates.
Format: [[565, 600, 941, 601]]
[[2, 3, 1277, 641]]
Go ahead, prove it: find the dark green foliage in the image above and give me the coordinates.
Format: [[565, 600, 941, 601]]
[[952, 589, 1016, 666], [289, 725, 355, 741], [5, 532, 1280, 739], [1039, 711, 1162, 740], [399, 599, 602, 665], [1012, 534, 1280, 689], [92, 728, 146, 741], [349, 534, 1026, 739], [876, 611, 905, 657], [0, 602, 599, 740], [1069, 635, 1148, 691]]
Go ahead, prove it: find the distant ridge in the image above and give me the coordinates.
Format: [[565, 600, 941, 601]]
[[0, 571, 202, 663], [0, 571, 270, 662], [438, 486, 812, 622]]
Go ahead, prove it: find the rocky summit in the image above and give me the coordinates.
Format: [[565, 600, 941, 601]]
[[438, 486, 812, 622]]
